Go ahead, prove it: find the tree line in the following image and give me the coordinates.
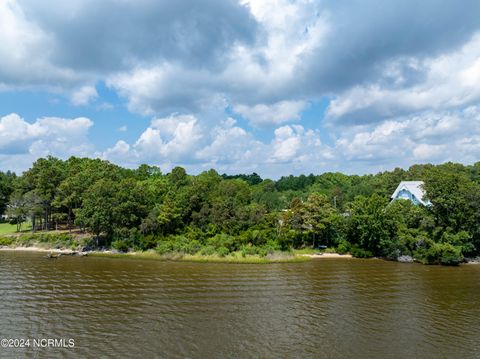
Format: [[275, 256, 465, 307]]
[[1, 156, 479, 264]]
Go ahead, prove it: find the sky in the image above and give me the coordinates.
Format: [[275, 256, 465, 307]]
[[1, 0, 480, 178]]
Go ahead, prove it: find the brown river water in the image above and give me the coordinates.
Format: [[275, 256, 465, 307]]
[[0, 251, 479, 358]]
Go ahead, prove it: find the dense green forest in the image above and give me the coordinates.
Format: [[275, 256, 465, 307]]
[[1, 156, 479, 264]]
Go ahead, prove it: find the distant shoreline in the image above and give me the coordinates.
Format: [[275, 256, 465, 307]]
[[300, 253, 353, 259], [2, 245, 478, 265], [0, 246, 77, 254], [0, 246, 311, 264], [0, 246, 354, 259]]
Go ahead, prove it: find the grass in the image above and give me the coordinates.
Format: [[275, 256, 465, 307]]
[[181, 251, 310, 264], [0, 231, 92, 251], [84, 250, 311, 264], [293, 247, 339, 255], [0, 222, 32, 235], [293, 247, 322, 255], [89, 251, 163, 261], [0, 229, 311, 264], [0, 222, 20, 235]]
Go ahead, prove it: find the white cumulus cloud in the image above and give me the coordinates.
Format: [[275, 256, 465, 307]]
[[233, 101, 307, 126], [70, 85, 98, 106], [0, 113, 94, 172]]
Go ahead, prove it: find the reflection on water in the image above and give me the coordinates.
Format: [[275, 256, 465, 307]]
[[1, 251, 480, 358]]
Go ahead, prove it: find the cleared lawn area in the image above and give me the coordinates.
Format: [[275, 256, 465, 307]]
[[0, 222, 32, 235], [0, 222, 18, 235]]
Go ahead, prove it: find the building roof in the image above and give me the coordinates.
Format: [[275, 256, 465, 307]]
[[391, 181, 429, 206]]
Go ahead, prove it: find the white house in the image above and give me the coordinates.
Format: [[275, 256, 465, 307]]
[[391, 181, 430, 206]]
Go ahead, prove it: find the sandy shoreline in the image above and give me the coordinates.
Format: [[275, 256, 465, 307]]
[[0, 246, 309, 263], [0, 246, 354, 259], [300, 253, 353, 259], [3, 247, 477, 264], [0, 246, 78, 254]]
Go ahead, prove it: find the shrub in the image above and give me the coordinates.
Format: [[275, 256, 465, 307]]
[[381, 239, 411, 260], [155, 241, 174, 255], [155, 236, 202, 255], [177, 239, 202, 255], [240, 245, 255, 257], [110, 228, 135, 252], [216, 246, 230, 257], [265, 239, 280, 251], [396, 228, 429, 256], [240, 244, 268, 257], [38, 233, 72, 243], [183, 226, 208, 243], [439, 244, 464, 266], [0, 237, 14, 246], [238, 228, 276, 247], [336, 240, 350, 254], [138, 235, 158, 250], [200, 245, 216, 256], [15, 233, 76, 248], [112, 239, 130, 252], [350, 246, 373, 258], [207, 234, 237, 252], [440, 231, 474, 256], [418, 242, 464, 265]]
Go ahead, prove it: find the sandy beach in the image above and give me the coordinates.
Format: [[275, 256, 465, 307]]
[[0, 246, 77, 254], [301, 253, 353, 259]]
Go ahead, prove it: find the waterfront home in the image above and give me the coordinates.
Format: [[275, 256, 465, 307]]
[[391, 181, 430, 206]]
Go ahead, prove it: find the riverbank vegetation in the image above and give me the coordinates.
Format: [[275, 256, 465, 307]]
[[0, 157, 479, 265]]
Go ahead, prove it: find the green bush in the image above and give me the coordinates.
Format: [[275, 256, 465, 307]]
[[264, 239, 280, 252], [178, 239, 202, 255], [112, 227, 145, 250], [257, 247, 268, 257], [112, 239, 130, 252], [200, 245, 216, 255], [216, 246, 230, 257], [14, 233, 76, 248], [138, 235, 158, 250], [37, 233, 72, 243], [381, 239, 410, 260], [440, 231, 474, 256], [207, 234, 237, 252], [155, 240, 174, 255], [154, 236, 202, 255], [240, 244, 268, 257], [277, 229, 295, 250], [0, 237, 14, 246], [183, 226, 208, 243], [439, 244, 464, 266], [417, 242, 464, 265], [350, 246, 373, 258], [396, 228, 429, 255], [336, 240, 350, 254], [238, 228, 276, 247]]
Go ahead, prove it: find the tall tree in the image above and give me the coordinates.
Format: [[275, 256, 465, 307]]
[[0, 171, 16, 216], [22, 156, 66, 230], [347, 194, 397, 255]]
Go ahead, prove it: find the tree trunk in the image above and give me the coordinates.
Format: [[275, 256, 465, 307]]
[[68, 207, 72, 234]]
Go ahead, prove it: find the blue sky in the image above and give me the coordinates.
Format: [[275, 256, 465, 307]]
[[1, 0, 480, 178]]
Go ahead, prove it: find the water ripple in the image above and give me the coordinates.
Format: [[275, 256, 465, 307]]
[[0, 253, 479, 358]]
